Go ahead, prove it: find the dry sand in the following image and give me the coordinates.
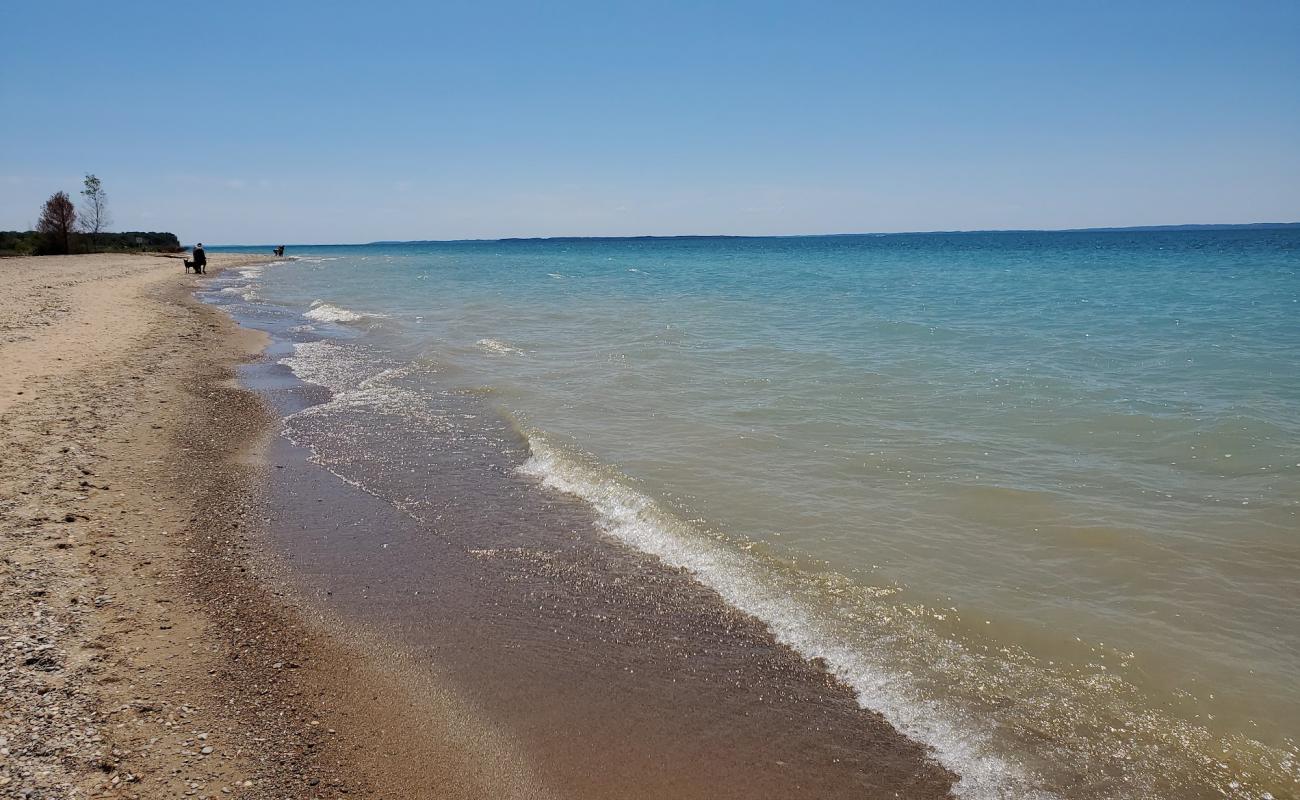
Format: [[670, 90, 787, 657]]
[[0, 252, 308, 798]]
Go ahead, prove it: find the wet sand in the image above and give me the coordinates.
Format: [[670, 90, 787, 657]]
[[260, 431, 957, 798], [0, 252, 957, 798]]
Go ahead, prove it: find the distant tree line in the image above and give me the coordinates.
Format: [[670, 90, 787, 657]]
[[0, 229, 181, 256], [1, 174, 182, 256]]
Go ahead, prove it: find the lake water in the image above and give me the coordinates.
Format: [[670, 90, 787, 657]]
[[211, 230, 1299, 799]]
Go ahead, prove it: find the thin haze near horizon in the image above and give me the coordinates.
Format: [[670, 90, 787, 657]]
[[2, 1, 1298, 245]]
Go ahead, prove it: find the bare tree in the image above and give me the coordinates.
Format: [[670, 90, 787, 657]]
[[37, 191, 78, 255], [79, 174, 111, 236]]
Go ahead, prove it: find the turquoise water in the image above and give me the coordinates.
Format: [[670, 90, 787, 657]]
[[215, 230, 1299, 798]]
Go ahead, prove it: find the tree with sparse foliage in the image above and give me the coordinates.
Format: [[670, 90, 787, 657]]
[[79, 174, 111, 236], [37, 192, 78, 255]]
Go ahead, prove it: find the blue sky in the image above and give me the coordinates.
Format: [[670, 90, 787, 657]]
[[2, 1, 1297, 243]]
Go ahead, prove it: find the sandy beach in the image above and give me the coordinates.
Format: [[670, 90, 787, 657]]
[[0, 253, 962, 799], [0, 252, 324, 797], [4, 3, 1296, 796], [0, 253, 439, 799]]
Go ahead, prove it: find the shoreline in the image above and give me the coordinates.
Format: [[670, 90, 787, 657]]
[[11, 247, 1293, 799], [1, 252, 957, 799], [205, 262, 961, 798]]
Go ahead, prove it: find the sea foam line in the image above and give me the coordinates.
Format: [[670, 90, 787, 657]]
[[517, 434, 1056, 800]]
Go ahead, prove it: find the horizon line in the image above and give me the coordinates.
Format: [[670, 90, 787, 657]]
[[205, 220, 1300, 248]]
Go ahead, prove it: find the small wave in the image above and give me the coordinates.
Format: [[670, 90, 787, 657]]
[[230, 257, 288, 282], [278, 340, 362, 392], [218, 285, 259, 301], [517, 433, 1052, 800], [304, 300, 378, 324], [278, 342, 438, 421], [276, 341, 451, 521], [477, 338, 524, 356], [278, 344, 445, 430]]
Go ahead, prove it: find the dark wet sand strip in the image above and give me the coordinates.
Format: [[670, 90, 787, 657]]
[[244, 351, 957, 799]]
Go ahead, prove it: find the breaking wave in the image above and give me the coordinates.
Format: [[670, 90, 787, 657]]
[[304, 300, 381, 324], [516, 432, 1054, 800]]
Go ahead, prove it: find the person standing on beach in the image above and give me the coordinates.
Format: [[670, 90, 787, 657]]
[[193, 243, 207, 274]]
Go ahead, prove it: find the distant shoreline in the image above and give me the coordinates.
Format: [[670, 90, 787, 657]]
[[208, 221, 1300, 249]]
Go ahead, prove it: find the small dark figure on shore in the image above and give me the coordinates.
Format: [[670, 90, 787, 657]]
[[274, 245, 285, 257], [192, 243, 207, 274], [183, 243, 207, 274]]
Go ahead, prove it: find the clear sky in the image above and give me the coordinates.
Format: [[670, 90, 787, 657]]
[[2, 1, 1297, 244]]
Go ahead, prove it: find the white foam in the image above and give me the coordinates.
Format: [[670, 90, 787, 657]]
[[217, 283, 258, 301], [278, 340, 362, 391], [477, 338, 524, 356], [518, 434, 1056, 800], [278, 341, 447, 425], [305, 300, 370, 323], [275, 341, 450, 523]]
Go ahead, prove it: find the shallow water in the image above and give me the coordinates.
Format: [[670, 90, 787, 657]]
[[210, 230, 1299, 799]]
